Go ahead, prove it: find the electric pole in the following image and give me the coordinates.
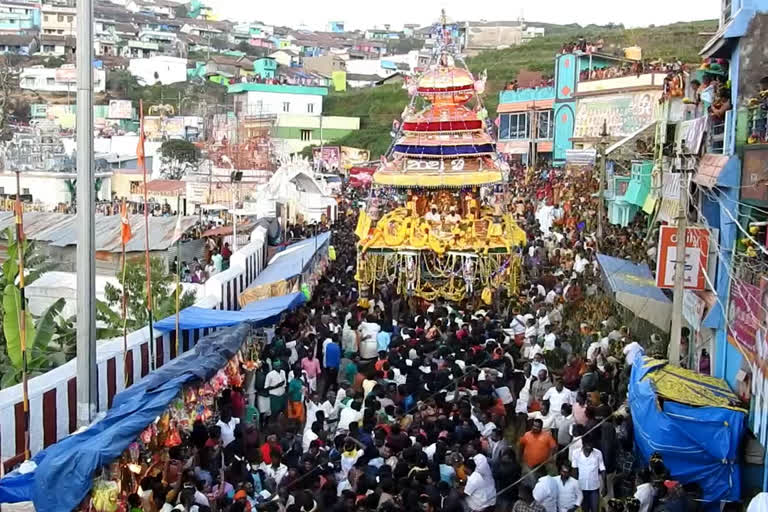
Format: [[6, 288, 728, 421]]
[[596, 120, 609, 245], [76, 0, 97, 426], [669, 145, 695, 366]]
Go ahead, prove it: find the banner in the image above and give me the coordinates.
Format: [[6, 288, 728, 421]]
[[108, 99, 133, 119], [312, 146, 341, 170], [573, 91, 662, 139], [142, 116, 186, 140], [340, 146, 369, 170], [655, 225, 711, 291], [54, 66, 77, 83], [727, 280, 761, 358]]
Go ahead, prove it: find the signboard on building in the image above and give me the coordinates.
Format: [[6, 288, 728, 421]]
[[572, 91, 662, 139], [655, 225, 710, 290], [55, 66, 77, 83], [340, 146, 370, 170], [727, 279, 762, 361], [108, 100, 133, 119], [143, 116, 186, 140], [740, 148, 768, 202], [312, 146, 341, 169]]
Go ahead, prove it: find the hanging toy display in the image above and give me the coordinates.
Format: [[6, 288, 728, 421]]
[[462, 256, 475, 296]]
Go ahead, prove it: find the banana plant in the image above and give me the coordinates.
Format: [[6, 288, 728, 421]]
[[0, 294, 66, 388]]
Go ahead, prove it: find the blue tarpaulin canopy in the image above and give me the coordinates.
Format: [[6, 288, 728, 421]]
[[154, 292, 305, 331], [629, 355, 746, 502], [596, 253, 672, 331], [0, 324, 252, 511], [248, 232, 330, 289]]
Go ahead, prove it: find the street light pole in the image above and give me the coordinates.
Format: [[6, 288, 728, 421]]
[[75, 0, 97, 426], [669, 146, 695, 366], [596, 120, 609, 245]]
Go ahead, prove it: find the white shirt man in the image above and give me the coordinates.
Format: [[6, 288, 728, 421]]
[[634, 482, 656, 512], [337, 404, 363, 433], [264, 367, 287, 397], [473, 453, 494, 481], [533, 475, 559, 512], [259, 460, 288, 486], [544, 331, 558, 351], [464, 466, 496, 511], [572, 447, 605, 491], [573, 256, 589, 274], [543, 385, 574, 417], [556, 473, 582, 512], [445, 211, 461, 224], [425, 209, 441, 223], [216, 416, 240, 447], [510, 315, 527, 337]]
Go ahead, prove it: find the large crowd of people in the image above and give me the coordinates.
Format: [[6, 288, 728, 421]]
[[123, 171, 703, 512]]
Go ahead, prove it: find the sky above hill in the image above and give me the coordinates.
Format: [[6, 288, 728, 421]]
[[207, 0, 720, 31]]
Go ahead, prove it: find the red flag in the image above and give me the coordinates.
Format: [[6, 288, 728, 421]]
[[120, 200, 132, 245]]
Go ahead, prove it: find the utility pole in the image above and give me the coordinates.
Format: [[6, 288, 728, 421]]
[[76, 0, 97, 426], [669, 145, 695, 366], [596, 120, 609, 244]]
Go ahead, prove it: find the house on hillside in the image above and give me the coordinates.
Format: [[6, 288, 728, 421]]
[[303, 54, 346, 76], [0, 34, 37, 55], [270, 49, 301, 67], [0, 1, 41, 33]]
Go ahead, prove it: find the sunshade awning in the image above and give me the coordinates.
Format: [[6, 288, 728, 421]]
[[154, 292, 305, 331], [596, 253, 672, 331]]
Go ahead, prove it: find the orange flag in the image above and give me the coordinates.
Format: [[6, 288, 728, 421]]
[[137, 124, 145, 170], [120, 200, 132, 245]]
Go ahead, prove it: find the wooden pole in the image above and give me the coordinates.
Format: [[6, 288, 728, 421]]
[[15, 171, 29, 461]]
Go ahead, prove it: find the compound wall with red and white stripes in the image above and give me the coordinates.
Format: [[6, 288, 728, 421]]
[[0, 227, 269, 472]]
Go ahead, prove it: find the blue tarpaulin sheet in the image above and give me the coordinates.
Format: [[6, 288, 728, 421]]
[[0, 324, 251, 510], [596, 253, 672, 331], [154, 292, 305, 331], [246, 232, 330, 289], [629, 355, 745, 502]]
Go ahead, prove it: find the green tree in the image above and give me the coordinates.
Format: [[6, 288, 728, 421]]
[[104, 256, 196, 332], [158, 139, 200, 180], [211, 37, 230, 51], [107, 69, 141, 98]]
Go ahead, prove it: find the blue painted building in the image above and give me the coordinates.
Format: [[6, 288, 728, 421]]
[[0, 1, 40, 33], [696, 0, 768, 495], [496, 86, 555, 165]]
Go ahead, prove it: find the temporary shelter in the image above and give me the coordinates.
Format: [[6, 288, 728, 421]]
[[629, 355, 746, 502], [238, 232, 330, 306]]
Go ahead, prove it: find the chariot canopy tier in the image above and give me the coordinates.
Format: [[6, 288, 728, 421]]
[[355, 11, 524, 304]]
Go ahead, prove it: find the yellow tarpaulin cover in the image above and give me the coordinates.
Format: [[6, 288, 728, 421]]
[[641, 358, 746, 412]]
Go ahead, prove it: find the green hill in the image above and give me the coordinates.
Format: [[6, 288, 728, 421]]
[[324, 19, 719, 157]]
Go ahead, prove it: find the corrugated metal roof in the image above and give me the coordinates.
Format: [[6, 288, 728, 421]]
[[0, 212, 197, 253]]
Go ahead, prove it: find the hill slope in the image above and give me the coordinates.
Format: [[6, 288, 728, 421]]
[[324, 19, 718, 157]]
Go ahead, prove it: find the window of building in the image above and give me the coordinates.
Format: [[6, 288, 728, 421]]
[[57, 14, 63, 21], [498, 112, 529, 140], [43, 14, 48, 21], [42, 44, 54, 53], [67, 15, 73, 22], [282, 101, 290, 112], [300, 129, 312, 141], [536, 110, 553, 140], [22, 188, 29, 195], [46, 77, 55, 85], [722, 0, 732, 24], [307, 103, 314, 114]]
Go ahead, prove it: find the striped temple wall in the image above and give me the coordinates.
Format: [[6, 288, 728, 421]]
[[0, 227, 270, 472]]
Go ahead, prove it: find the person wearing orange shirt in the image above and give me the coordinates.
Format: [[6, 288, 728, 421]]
[[519, 418, 557, 476]]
